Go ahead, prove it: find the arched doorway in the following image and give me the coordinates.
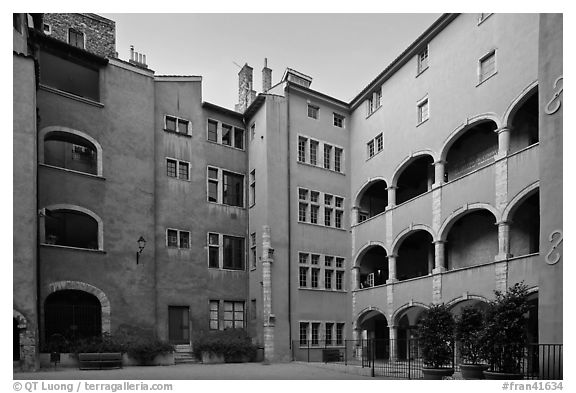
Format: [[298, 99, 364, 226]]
[[44, 289, 102, 344], [509, 191, 540, 257], [395, 305, 427, 360], [396, 230, 434, 280], [395, 155, 435, 204], [357, 309, 389, 359]]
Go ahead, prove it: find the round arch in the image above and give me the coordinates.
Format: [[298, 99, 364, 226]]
[[41, 204, 104, 250], [391, 302, 430, 326], [354, 241, 389, 268], [502, 182, 540, 223], [439, 203, 501, 241], [391, 224, 436, 255], [502, 81, 539, 128], [39, 126, 103, 176], [353, 177, 389, 208], [353, 306, 389, 330], [446, 294, 490, 309], [439, 115, 501, 162], [391, 150, 438, 187], [45, 281, 111, 333]]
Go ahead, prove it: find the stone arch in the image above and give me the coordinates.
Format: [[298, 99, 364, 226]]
[[354, 241, 389, 268], [446, 294, 490, 308], [391, 224, 436, 255], [353, 306, 388, 330], [353, 177, 389, 207], [439, 114, 502, 162], [45, 281, 111, 333], [391, 302, 430, 326], [39, 126, 103, 176], [41, 203, 104, 250], [13, 309, 37, 370], [391, 150, 438, 187], [502, 81, 539, 128], [439, 203, 501, 241], [502, 181, 540, 223]]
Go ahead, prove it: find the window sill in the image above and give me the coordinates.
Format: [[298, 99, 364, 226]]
[[39, 163, 105, 180], [297, 220, 347, 232], [167, 176, 191, 182], [477, 14, 493, 26], [298, 287, 347, 293], [206, 139, 245, 152], [297, 161, 345, 176], [41, 243, 106, 254], [208, 267, 247, 272], [416, 65, 429, 78], [166, 246, 191, 250], [476, 71, 498, 87], [365, 149, 384, 162], [365, 104, 382, 120], [416, 118, 429, 127], [207, 200, 246, 210], [39, 84, 104, 107], [163, 129, 192, 138]]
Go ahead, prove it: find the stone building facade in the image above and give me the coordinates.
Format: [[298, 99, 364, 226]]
[[13, 13, 562, 372]]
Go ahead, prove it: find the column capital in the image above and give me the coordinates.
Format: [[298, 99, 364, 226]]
[[387, 324, 398, 329], [351, 265, 360, 270], [495, 253, 512, 261], [385, 278, 398, 284], [495, 220, 511, 226], [495, 126, 513, 134], [433, 159, 446, 165], [386, 185, 398, 191], [432, 266, 446, 274], [433, 239, 446, 245], [387, 254, 398, 259]]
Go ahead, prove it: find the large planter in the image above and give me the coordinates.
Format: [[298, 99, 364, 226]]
[[123, 352, 174, 366], [422, 368, 455, 380], [460, 364, 489, 379], [201, 351, 225, 364], [483, 370, 524, 380]]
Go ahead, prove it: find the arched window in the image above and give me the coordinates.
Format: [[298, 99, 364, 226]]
[[40, 127, 103, 176], [43, 206, 101, 250]]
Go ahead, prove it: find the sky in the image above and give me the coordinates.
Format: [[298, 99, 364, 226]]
[[101, 13, 441, 110]]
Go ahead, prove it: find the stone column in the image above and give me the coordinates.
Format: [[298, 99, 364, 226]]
[[433, 240, 446, 273], [351, 206, 360, 226], [495, 126, 512, 158], [495, 221, 512, 261], [386, 254, 397, 283], [386, 186, 397, 209], [433, 160, 446, 187], [351, 266, 360, 290], [389, 325, 398, 362], [262, 226, 275, 363]]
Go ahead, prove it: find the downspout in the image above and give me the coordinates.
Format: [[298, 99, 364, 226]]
[[285, 86, 292, 350]]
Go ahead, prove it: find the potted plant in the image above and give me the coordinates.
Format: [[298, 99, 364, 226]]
[[480, 283, 530, 380], [455, 307, 489, 379], [193, 329, 257, 364], [417, 304, 456, 379]]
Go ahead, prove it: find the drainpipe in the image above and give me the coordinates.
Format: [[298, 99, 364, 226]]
[[285, 87, 293, 352]]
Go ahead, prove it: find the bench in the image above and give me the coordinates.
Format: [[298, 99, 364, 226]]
[[78, 353, 123, 370], [322, 349, 343, 363]]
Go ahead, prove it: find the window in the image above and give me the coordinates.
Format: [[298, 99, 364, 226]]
[[375, 134, 383, 152], [325, 256, 333, 267], [298, 203, 307, 222], [367, 140, 375, 158], [311, 254, 320, 265], [333, 113, 345, 128], [367, 95, 374, 116], [324, 207, 332, 227], [43, 23, 52, 35], [249, 170, 256, 207], [299, 267, 308, 287], [375, 88, 382, 109], [309, 140, 319, 166], [299, 188, 309, 201], [336, 323, 344, 345], [299, 323, 309, 345], [335, 210, 343, 229], [335, 197, 343, 209], [222, 124, 232, 146], [298, 136, 307, 162], [39, 50, 100, 101], [250, 123, 255, 141], [223, 301, 244, 329], [336, 271, 344, 290], [251, 299, 257, 320], [307, 104, 319, 119], [325, 194, 333, 206], [324, 144, 332, 170], [166, 229, 189, 249], [311, 268, 320, 288], [334, 148, 342, 173], [68, 29, 85, 49], [418, 45, 429, 73], [43, 208, 99, 250], [479, 50, 496, 83], [208, 233, 220, 268], [325, 270, 333, 289], [250, 232, 257, 269], [299, 253, 309, 264], [165, 115, 190, 135], [310, 205, 319, 224], [335, 257, 344, 269], [310, 191, 319, 204], [208, 167, 244, 207], [207, 120, 218, 142], [417, 98, 429, 124], [209, 301, 219, 330], [298, 188, 344, 229], [234, 128, 244, 149], [311, 323, 320, 346], [44, 133, 98, 175], [223, 236, 245, 270], [325, 323, 334, 345], [166, 158, 190, 180]]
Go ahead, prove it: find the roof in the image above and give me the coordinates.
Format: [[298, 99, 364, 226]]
[[202, 101, 244, 120]]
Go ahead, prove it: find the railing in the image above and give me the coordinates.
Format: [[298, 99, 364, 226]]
[[293, 339, 562, 380]]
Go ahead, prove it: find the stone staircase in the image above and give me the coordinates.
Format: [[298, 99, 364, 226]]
[[174, 344, 198, 365]]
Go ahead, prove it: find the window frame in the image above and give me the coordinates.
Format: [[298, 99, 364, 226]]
[[223, 301, 245, 329], [206, 118, 245, 150], [333, 113, 345, 128], [417, 45, 429, 75], [209, 300, 219, 330], [166, 157, 190, 181], [166, 228, 190, 249], [206, 166, 245, 208], [417, 96, 430, 125], [207, 232, 246, 271], [68, 28, 85, 50], [307, 104, 319, 120], [478, 49, 497, 85]]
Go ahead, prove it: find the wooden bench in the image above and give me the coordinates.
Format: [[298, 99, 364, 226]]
[[78, 353, 123, 370], [322, 349, 343, 363]]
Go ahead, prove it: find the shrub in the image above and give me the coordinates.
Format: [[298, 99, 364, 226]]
[[455, 307, 485, 364], [126, 336, 174, 364], [417, 304, 455, 369], [193, 329, 257, 362], [480, 282, 530, 373]]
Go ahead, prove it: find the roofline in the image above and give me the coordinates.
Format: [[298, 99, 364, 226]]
[[281, 67, 313, 83], [78, 13, 115, 26], [243, 94, 267, 120], [202, 101, 244, 120], [287, 82, 349, 110], [349, 13, 459, 109], [155, 75, 202, 82], [31, 29, 109, 66]]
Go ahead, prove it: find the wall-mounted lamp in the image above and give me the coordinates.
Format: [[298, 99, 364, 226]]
[[136, 236, 146, 264]]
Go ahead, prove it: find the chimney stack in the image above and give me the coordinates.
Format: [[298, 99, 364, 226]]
[[235, 63, 257, 113], [262, 58, 272, 92], [129, 45, 148, 69]]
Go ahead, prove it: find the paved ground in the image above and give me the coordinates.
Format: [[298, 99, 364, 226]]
[[14, 362, 377, 380]]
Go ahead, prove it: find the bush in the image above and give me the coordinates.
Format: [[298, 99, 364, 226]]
[[126, 336, 174, 364], [455, 307, 485, 364], [417, 304, 455, 369], [193, 329, 257, 362], [480, 282, 530, 373]]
